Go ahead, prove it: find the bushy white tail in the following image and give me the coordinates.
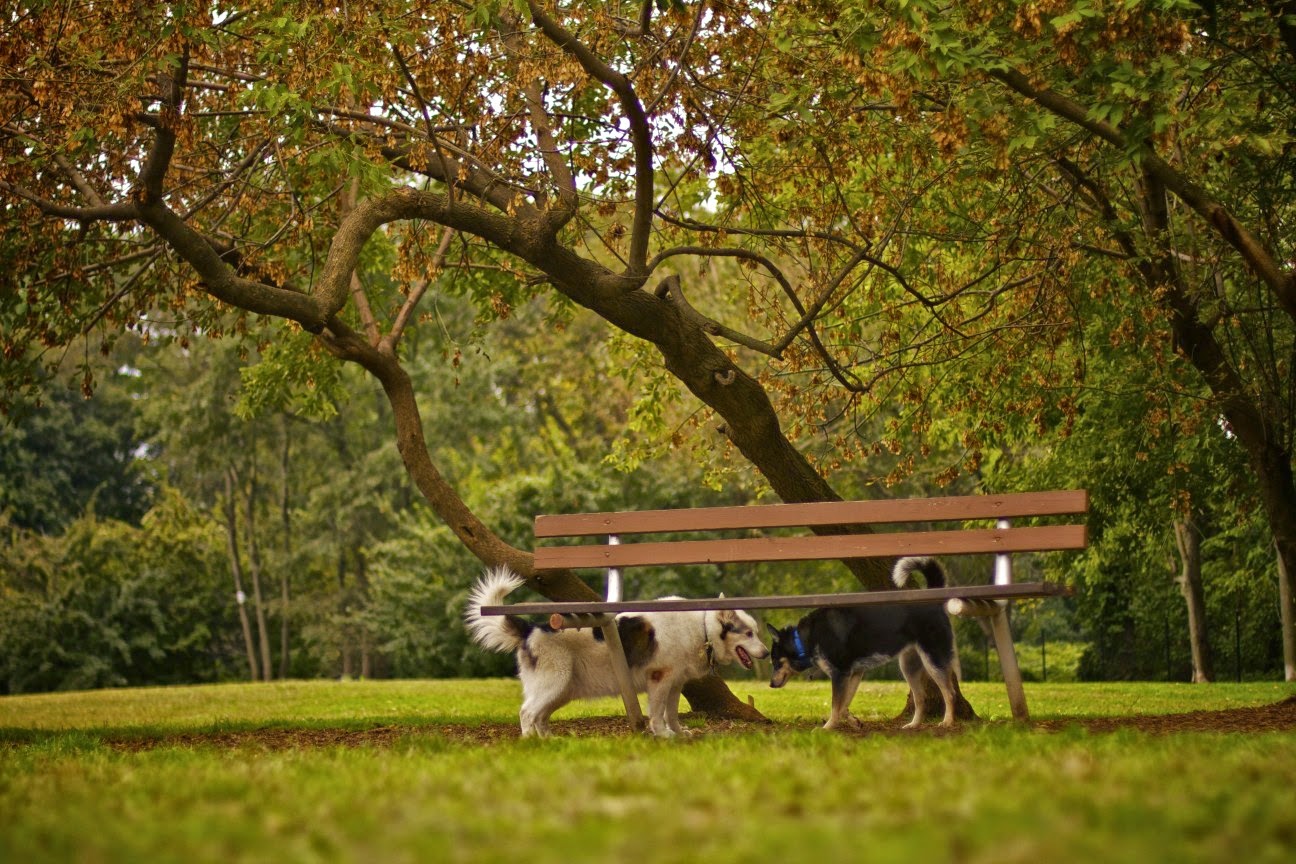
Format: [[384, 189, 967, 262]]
[[463, 566, 528, 653], [892, 556, 947, 588]]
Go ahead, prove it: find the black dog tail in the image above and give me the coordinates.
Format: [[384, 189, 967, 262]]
[[892, 556, 947, 589]]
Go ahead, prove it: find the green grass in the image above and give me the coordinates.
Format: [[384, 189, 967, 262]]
[[3, 679, 1295, 864]]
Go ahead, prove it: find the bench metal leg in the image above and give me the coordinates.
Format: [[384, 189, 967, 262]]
[[991, 528, 1029, 721], [990, 606, 1029, 721], [599, 622, 646, 731], [601, 545, 645, 732]]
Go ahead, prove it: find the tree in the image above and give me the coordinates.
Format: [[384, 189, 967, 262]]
[[8, 1, 1291, 710], [0, 489, 238, 694], [1, 1, 903, 717], [0, 367, 154, 533], [800, 0, 1296, 673]]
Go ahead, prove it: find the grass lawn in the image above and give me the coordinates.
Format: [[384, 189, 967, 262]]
[[2, 678, 1294, 864]]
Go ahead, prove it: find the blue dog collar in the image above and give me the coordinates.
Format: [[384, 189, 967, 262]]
[[788, 628, 814, 671]]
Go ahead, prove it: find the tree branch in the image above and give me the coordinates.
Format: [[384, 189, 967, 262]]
[[136, 44, 190, 204], [990, 66, 1296, 322], [528, 1, 654, 279], [496, 14, 579, 226], [0, 182, 139, 222], [388, 226, 455, 348]]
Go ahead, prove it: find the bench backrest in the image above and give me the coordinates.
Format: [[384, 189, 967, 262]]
[[532, 490, 1088, 572]]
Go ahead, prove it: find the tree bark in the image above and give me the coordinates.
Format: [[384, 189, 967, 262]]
[[243, 468, 274, 682], [1173, 517, 1214, 682], [223, 467, 259, 682], [337, 541, 354, 679], [1279, 539, 1296, 683], [278, 422, 292, 679], [356, 549, 374, 679]]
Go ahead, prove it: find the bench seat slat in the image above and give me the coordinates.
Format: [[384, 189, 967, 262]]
[[479, 581, 1070, 616], [534, 490, 1088, 537], [532, 524, 1086, 571]]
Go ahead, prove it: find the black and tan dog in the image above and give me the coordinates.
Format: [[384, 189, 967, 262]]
[[768, 557, 958, 729]]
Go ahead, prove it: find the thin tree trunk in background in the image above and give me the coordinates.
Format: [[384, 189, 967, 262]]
[[224, 467, 259, 682], [1279, 539, 1295, 682], [1174, 517, 1214, 683], [356, 550, 373, 679], [278, 425, 292, 679], [337, 541, 354, 679], [244, 468, 274, 681]]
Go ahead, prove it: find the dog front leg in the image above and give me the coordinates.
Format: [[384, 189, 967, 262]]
[[823, 671, 863, 731], [645, 668, 677, 738], [837, 672, 865, 729]]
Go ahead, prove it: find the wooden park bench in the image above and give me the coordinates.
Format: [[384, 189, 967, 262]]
[[479, 489, 1088, 727]]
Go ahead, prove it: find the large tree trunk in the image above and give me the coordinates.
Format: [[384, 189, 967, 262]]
[[1279, 539, 1296, 683], [1174, 517, 1214, 682]]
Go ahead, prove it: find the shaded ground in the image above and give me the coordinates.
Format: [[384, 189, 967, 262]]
[[87, 696, 1296, 751]]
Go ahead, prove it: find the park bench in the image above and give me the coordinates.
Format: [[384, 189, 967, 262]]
[[479, 490, 1088, 727]]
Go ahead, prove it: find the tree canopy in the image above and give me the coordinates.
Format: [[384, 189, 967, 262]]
[[2, 1, 1293, 693]]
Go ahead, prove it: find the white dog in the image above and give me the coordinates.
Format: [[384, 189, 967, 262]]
[[464, 567, 769, 738]]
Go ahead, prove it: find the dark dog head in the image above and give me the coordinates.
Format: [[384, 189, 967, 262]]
[[768, 624, 815, 688]]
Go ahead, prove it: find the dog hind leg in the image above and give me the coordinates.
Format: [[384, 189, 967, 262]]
[[664, 678, 689, 736], [517, 658, 573, 737], [915, 648, 958, 728], [898, 648, 929, 729], [519, 684, 566, 737]]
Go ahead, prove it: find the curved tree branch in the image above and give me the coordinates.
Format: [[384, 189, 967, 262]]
[[315, 317, 598, 602]]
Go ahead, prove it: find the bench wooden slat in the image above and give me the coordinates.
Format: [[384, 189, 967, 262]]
[[532, 524, 1087, 571], [479, 581, 1070, 616], [533, 490, 1089, 537]]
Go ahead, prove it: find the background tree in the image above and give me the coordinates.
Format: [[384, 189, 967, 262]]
[[0, 489, 237, 694], [0, 367, 155, 533], [798, 0, 1296, 676]]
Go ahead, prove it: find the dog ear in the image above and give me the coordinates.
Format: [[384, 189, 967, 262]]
[[718, 592, 726, 599]]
